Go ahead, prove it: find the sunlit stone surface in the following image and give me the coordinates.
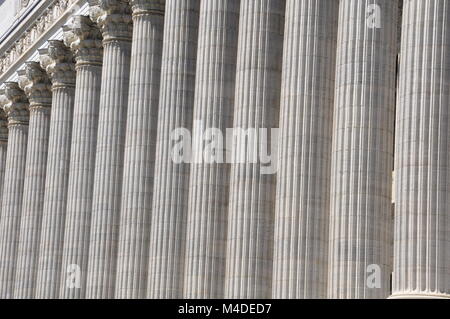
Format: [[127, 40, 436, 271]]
[[0, 0, 448, 299]]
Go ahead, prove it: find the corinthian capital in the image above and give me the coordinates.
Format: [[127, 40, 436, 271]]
[[0, 95, 9, 142], [0, 82, 29, 127], [95, 0, 132, 43], [63, 15, 104, 67], [88, 0, 103, 23], [18, 62, 52, 111], [39, 40, 76, 89], [0, 108, 8, 143], [130, 0, 165, 16]]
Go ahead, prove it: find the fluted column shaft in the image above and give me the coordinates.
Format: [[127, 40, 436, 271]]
[[272, 0, 338, 299], [87, 0, 132, 299], [0, 83, 29, 299], [392, 0, 450, 298], [35, 40, 76, 298], [224, 0, 284, 299], [183, 0, 240, 299], [0, 110, 8, 209], [147, 0, 199, 299], [328, 0, 398, 299], [60, 15, 103, 299], [14, 62, 52, 299], [115, 0, 164, 299]]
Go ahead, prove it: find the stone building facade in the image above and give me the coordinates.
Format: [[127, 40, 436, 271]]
[[0, 0, 448, 299]]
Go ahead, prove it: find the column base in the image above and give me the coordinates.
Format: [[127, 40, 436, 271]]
[[389, 292, 450, 299]]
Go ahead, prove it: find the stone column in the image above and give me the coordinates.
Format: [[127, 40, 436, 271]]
[[183, 0, 240, 299], [224, 0, 284, 299], [13, 62, 52, 299], [86, 0, 132, 299], [0, 82, 29, 299], [147, 0, 199, 299], [328, 0, 398, 299], [272, 0, 338, 299], [115, 0, 164, 299], [392, 0, 450, 299], [60, 15, 103, 299], [35, 40, 76, 299]]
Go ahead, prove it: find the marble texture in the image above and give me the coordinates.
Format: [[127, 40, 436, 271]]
[[0, 108, 8, 217], [35, 40, 76, 299], [115, 0, 164, 299], [147, 0, 199, 299], [86, 0, 133, 299], [392, 0, 450, 299], [272, 0, 339, 299], [224, 0, 285, 299], [60, 15, 103, 299], [0, 82, 29, 299], [328, 0, 398, 299], [13, 62, 52, 299], [0, 0, 449, 300], [183, 0, 240, 299]]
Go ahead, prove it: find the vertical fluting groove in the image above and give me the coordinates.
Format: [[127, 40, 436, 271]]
[[147, 0, 199, 299], [61, 63, 102, 299], [392, 0, 450, 298], [86, 2, 132, 298], [183, 0, 240, 299], [272, 0, 338, 299], [0, 142, 6, 208], [224, 0, 285, 299], [115, 0, 164, 299], [14, 108, 51, 298], [36, 85, 75, 298], [328, 0, 398, 299], [0, 111, 8, 213]]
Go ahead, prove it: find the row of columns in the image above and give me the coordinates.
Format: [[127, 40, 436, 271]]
[[0, 0, 448, 299]]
